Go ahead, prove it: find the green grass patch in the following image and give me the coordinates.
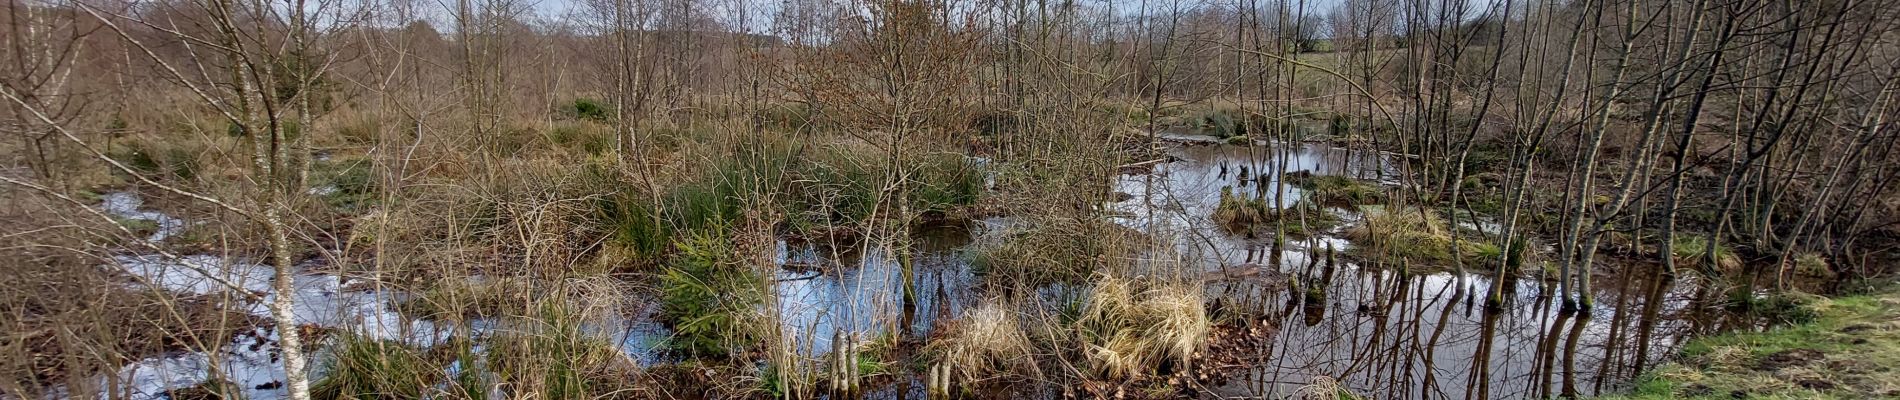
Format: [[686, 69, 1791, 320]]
[[1598, 287, 1900, 399], [311, 335, 441, 400]]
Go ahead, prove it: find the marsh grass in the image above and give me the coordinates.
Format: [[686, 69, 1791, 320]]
[[108, 133, 225, 183], [1794, 253, 1832, 278], [930, 301, 1037, 383], [1211, 187, 1342, 237], [1071, 274, 1209, 380], [543, 121, 614, 156], [1672, 236, 1743, 272], [482, 301, 639, 400], [969, 217, 1141, 288], [1289, 174, 1386, 209], [399, 275, 626, 322], [310, 156, 377, 211], [557, 98, 612, 123], [311, 335, 440, 400], [1344, 206, 1499, 269]]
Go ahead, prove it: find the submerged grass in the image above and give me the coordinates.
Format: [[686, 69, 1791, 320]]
[[1600, 286, 1900, 399]]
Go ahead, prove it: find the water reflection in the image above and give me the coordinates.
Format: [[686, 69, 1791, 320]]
[[1117, 142, 1726, 399], [771, 222, 980, 355]]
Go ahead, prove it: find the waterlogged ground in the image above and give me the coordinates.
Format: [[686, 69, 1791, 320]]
[[1113, 139, 1740, 398], [87, 135, 1743, 399]]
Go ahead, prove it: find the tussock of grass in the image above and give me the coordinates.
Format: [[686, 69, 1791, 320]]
[[482, 303, 640, 399], [311, 335, 440, 400], [1795, 253, 1833, 278], [1287, 173, 1386, 208], [1343, 206, 1498, 270], [1672, 236, 1742, 272], [931, 301, 1037, 383], [1211, 187, 1340, 237], [1211, 186, 1272, 230], [1072, 274, 1209, 380]]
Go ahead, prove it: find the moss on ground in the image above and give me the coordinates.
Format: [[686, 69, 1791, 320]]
[[1599, 286, 1900, 399]]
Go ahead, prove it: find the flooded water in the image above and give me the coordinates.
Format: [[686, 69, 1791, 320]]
[[99, 191, 185, 242], [1114, 137, 1726, 398], [85, 134, 1735, 399], [771, 222, 983, 355]]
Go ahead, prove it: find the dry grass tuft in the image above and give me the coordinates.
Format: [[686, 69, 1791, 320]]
[[1074, 274, 1209, 380], [932, 301, 1037, 383]]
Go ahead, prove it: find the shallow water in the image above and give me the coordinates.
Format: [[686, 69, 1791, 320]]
[[99, 191, 185, 242], [770, 222, 983, 355], [86, 136, 1731, 399], [1113, 139, 1724, 398], [89, 193, 456, 399]]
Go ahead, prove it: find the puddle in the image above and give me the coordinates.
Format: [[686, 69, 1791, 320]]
[[771, 222, 981, 355], [100, 192, 186, 242]]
